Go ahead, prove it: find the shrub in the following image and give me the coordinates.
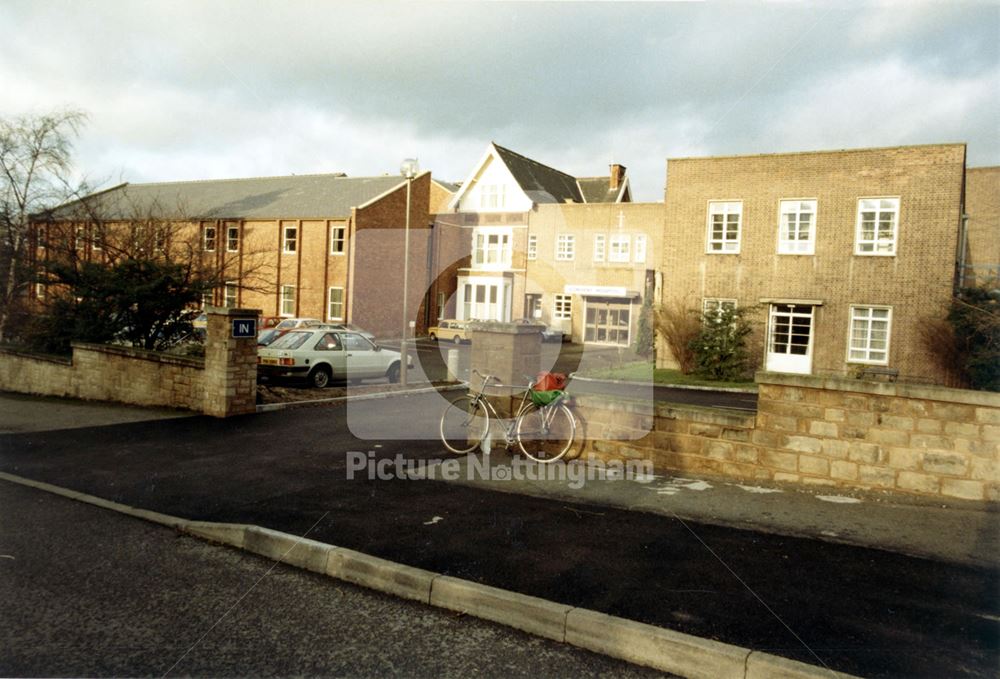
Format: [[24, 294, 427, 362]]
[[654, 300, 700, 373], [689, 305, 754, 381]]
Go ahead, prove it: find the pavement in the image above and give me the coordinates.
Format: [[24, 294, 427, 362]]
[[1, 391, 997, 678], [0, 391, 191, 433]]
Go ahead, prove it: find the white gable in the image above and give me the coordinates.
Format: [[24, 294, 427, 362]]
[[449, 145, 533, 213]]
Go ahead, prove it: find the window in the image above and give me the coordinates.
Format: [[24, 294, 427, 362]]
[[527, 235, 537, 261], [314, 332, 342, 352], [702, 298, 738, 323], [634, 234, 646, 263], [36, 225, 46, 249], [479, 184, 506, 209], [585, 299, 631, 346], [593, 234, 606, 262], [855, 198, 899, 255], [204, 226, 216, 252], [848, 306, 892, 364], [92, 226, 103, 251], [778, 200, 816, 255], [224, 282, 238, 308], [473, 229, 511, 267], [554, 294, 572, 319], [330, 225, 346, 255], [436, 291, 445, 320], [556, 234, 575, 261], [609, 234, 630, 263], [707, 201, 742, 253], [226, 225, 240, 252], [280, 285, 296, 316], [283, 225, 298, 254], [344, 333, 375, 352], [74, 226, 85, 251], [35, 283, 45, 300], [202, 290, 214, 308], [526, 294, 542, 319], [328, 287, 345, 321]]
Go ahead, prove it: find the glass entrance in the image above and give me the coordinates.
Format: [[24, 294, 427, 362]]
[[584, 298, 631, 346], [765, 304, 814, 374]]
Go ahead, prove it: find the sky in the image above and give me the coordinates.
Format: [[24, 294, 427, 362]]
[[1, 1, 998, 202]]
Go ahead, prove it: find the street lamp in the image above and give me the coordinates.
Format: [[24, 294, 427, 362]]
[[399, 158, 420, 387]]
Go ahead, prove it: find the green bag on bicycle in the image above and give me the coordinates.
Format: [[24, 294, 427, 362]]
[[531, 389, 564, 407]]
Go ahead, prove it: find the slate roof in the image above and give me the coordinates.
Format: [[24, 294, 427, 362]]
[[431, 178, 461, 193], [491, 143, 584, 204], [44, 173, 409, 221], [577, 177, 620, 204]]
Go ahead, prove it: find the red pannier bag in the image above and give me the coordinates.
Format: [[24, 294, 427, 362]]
[[534, 371, 567, 392]]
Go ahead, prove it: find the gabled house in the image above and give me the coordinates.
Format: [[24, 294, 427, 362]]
[[432, 142, 635, 329]]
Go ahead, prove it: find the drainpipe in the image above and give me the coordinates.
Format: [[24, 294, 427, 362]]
[[956, 212, 969, 292]]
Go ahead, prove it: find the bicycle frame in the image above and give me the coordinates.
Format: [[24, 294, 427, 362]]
[[465, 373, 536, 448]]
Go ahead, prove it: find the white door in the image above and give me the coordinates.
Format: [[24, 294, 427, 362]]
[[765, 304, 814, 374]]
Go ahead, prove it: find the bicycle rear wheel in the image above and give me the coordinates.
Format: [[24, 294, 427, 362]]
[[439, 395, 489, 454], [515, 402, 575, 463]]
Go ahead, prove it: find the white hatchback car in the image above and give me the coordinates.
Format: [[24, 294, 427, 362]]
[[258, 328, 408, 388]]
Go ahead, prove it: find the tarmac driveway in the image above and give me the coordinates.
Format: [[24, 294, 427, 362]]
[[0, 399, 997, 678]]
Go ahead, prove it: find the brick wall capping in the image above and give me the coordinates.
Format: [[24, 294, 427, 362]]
[[204, 306, 263, 318], [0, 345, 72, 366], [757, 298, 825, 306], [469, 321, 546, 335], [71, 342, 204, 369], [575, 394, 755, 427], [756, 371, 1000, 408]]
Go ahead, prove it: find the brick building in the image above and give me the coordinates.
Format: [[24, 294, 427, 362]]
[[963, 166, 1000, 285], [34, 172, 433, 339], [430, 142, 639, 343], [658, 143, 968, 383]]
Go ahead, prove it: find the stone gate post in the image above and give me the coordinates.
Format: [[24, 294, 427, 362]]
[[204, 306, 260, 417]]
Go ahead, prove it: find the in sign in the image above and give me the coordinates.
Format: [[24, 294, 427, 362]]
[[232, 318, 257, 339]]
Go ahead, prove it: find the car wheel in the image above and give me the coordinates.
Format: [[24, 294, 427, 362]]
[[453, 335, 462, 344], [429, 333, 437, 341], [387, 363, 400, 384], [309, 366, 332, 389]]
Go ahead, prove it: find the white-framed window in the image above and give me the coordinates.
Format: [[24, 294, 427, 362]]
[[473, 228, 512, 267], [36, 225, 46, 250], [554, 294, 572, 319], [527, 235, 537, 261], [556, 234, 575, 261], [702, 298, 737, 323], [634, 234, 646, 263], [35, 282, 45, 300], [74, 226, 85, 251], [707, 201, 742, 254], [226, 225, 240, 252], [593, 234, 606, 262], [330, 225, 346, 255], [436, 291, 446, 320], [848, 306, 892, 364], [201, 290, 213, 308], [327, 287, 345, 321], [224, 282, 238, 308], [609, 234, 630, 263], [778, 200, 816, 255], [855, 198, 899, 255], [283, 225, 298, 254], [479, 184, 506, 209], [203, 225, 216, 252], [280, 285, 296, 317]]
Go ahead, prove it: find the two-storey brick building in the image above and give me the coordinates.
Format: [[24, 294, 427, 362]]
[[658, 143, 968, 383], [34, 172, 433, 339]]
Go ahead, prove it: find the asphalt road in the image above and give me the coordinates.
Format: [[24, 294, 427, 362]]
[[0, 479, 669, 678], [1, 403, 996, 678]]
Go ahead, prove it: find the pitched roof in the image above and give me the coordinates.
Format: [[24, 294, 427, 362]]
[[45, 173, 409, 221], [577, 177, 618, 204], [431, 178, 461, 193], [491, 143, 584, 204]]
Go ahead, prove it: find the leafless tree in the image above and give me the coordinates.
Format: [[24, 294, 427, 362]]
[[0, 109, 87, 341]]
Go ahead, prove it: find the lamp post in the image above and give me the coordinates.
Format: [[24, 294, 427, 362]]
[[399, 158, 419, 387]]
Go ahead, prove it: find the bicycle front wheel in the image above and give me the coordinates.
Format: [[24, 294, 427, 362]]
[[515, 402, 575, 463], [439, 395, 489, 454]]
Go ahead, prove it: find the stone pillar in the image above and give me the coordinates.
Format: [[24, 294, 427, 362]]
[[203, 306, 260, 417], [469, 321, 543, 417]]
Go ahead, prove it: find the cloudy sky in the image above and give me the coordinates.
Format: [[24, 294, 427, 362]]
[[2, 1, 997, 201]]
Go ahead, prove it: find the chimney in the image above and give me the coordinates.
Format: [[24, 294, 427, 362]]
[[609, 164, 626, 191]]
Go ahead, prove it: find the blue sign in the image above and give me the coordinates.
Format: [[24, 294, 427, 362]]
[[231, 318, 257, 339]]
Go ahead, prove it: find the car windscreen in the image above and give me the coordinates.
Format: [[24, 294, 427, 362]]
[[269, 331, 312, 350]]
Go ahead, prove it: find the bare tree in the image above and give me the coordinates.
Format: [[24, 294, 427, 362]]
[[0, 110, 87, 341]]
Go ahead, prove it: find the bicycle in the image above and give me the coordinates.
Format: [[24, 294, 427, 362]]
[[439, 369, 576, 463]]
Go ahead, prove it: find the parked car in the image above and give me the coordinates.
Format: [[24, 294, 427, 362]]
[[428, 319, 471, 344], [318, 322, 376, 342], [274, 317, 322, 331], [257, 317, 322, 346], [257, 328, 411, 388], [512, 318, 565, 343]]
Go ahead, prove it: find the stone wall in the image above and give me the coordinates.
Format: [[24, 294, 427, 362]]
[[575, 372, 1000, 502], [0, 307, 259, 417]]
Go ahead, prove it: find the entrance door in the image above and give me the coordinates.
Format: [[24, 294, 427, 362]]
[[584, 298, 632, 346], [765, 304, 814, 374]]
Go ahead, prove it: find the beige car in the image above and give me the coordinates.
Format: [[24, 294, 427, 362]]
[[428, 319, 471, 344]]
